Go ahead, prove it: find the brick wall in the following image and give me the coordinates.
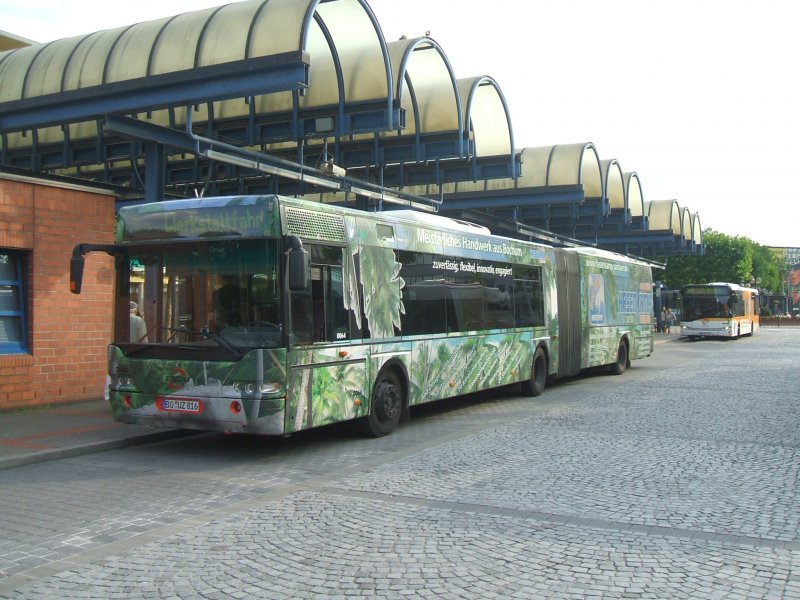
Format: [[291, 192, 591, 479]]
[[0, 176, 116, 410]]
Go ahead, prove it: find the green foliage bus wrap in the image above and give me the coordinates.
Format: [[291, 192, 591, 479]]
[[71, 195, 654, 437]]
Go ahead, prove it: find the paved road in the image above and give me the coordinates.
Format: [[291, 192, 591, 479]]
[[1, 330, 798, 599]]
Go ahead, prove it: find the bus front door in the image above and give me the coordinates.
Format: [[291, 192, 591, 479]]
[[287, 254, 367, 432]]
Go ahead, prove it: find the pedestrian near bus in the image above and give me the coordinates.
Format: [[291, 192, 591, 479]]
[[130, 301, 148, 343], [665, 307, 675, 334], [659, 307, 667, 333]]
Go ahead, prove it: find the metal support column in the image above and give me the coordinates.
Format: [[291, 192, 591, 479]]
[[144, 142, 166, 203]]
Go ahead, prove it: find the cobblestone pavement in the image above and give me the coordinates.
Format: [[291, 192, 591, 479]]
[[0, 329, 798, 599]]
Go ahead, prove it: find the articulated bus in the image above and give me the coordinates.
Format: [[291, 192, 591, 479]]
[[70, 195, 654, 437], [680, 282, 760, 339]]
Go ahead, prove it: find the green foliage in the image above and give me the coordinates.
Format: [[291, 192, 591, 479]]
[[360, 245, 405, 338], [414, 334, 533, 402], [751, 244, 782, 292], [661, 229, 785, 293], [310, 362, 366, 426]]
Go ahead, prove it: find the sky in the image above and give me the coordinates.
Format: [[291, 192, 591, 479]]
[[2, 0, 798, 248]]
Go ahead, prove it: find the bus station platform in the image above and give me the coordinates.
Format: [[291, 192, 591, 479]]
[[0, 331, 682, 471], [0, 399, 190, 470]]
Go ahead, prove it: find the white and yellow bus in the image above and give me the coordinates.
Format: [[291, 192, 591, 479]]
[[680, 282, 760, 339]]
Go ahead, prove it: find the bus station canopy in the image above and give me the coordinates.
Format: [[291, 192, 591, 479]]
[[0, 0, 701, 258]]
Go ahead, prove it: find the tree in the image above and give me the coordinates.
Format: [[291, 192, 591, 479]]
[[750, 243, 782, 293], [660, 229, 784, 293]]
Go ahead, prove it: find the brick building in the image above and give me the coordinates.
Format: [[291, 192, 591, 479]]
[[0, 172, 116, 410]]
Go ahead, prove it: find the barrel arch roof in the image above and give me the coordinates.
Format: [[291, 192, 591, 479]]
[[386, 37, 460, 137], [680, 207, 691, 240], [546, 143, 602, 197], [691, 213, 703, 246], [458, 76, 514, 158], [446, 144, 639, 206], [682, 209, 703, 246], [1, 0, 393, 146], [507, 144, 603, 194], [452, 142, 595, 193], [647, 199, 682, 236], [1, 0, 315, 100], [601, 159, 624, 212], [677, 207, 703, 250], [623, 172, 644, 219], [516, 146, 551, 188], [380, 41, 512, 161], [254, 0, 391, 115]]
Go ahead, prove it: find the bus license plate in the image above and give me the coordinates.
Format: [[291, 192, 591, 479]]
[[158, 398, 203, 413]]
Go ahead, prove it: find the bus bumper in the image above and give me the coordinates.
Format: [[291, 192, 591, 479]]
[[680, 325, 734, 338], [110, 389, 286, 435]]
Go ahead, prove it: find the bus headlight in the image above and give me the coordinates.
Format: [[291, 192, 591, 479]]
[[115, 375, 134, 388], [232, 382, 282, 395]]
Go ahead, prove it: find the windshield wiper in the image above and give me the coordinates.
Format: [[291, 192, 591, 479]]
[[164, 326, 242, 356]]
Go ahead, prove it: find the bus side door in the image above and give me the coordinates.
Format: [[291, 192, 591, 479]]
[[286, 244, 368, 432]]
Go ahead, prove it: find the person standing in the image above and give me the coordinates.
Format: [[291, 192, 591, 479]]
[[130, 301, 148, 342], [665, 307, 675, 334], [659, 307, 667, 333]]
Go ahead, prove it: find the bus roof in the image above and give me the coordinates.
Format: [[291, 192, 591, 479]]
[[560, 245, 655, 268], [384, 209, 490, 234], [116, 195, 648, 272], [684, 282, 759, 293]]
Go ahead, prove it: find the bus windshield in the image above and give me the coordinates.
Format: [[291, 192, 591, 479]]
[[121, 239, 283, 354], [682, 287, 737, 321]]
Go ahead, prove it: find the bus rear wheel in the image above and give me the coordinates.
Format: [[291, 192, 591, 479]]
[[359, 370, 403, 437], [611, 339, 628, 375], [521, 346, 547, 397]]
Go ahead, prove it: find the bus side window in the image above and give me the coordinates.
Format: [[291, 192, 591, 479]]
[[397, 251, 447, 335], [513, 266, 544, 327]]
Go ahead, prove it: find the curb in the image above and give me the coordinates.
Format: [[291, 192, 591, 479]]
[[0, 429, 196, 471]]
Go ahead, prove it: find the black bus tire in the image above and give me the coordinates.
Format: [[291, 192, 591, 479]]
[[521, 346, 547, 397], [359, 370, 403, 437], [612, 339, 628, 375]]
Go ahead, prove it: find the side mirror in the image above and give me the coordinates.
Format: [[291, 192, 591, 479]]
[[286, 236, 309, 291], [70, 256, 85, 294], [69, 243, 125, 295]]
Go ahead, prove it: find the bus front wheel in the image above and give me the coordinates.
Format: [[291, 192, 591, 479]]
[[360, 370, 403, 437], [521, 346, 547, 397], [611, 339, 628, 375]]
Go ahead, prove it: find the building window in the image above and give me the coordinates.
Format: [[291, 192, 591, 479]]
[[0, 250, 27, 354]]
